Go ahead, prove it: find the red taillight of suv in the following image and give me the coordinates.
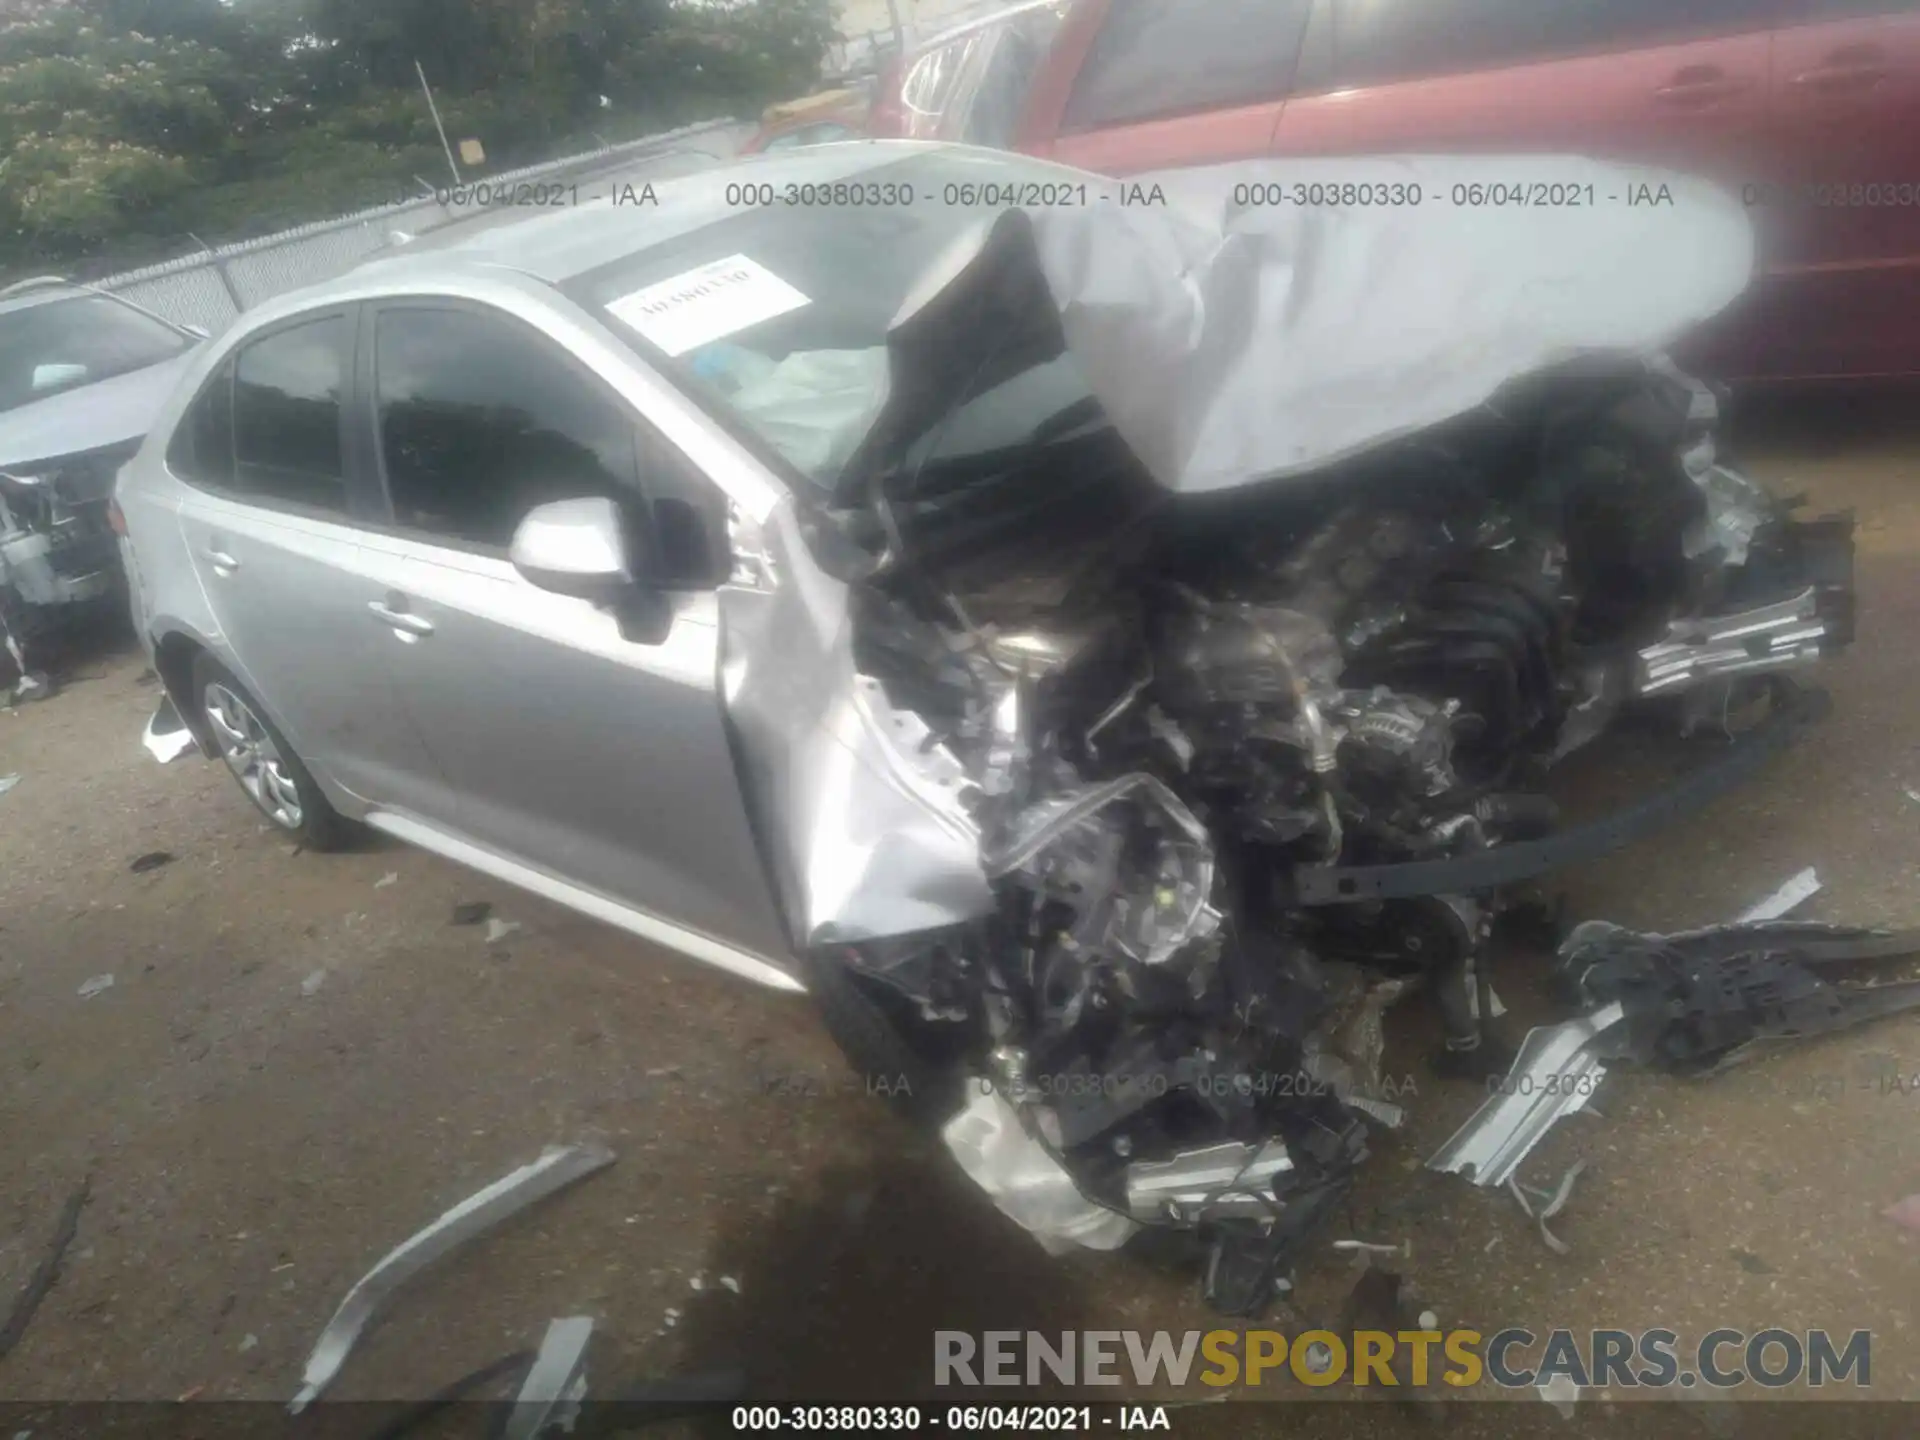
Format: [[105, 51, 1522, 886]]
[[106, 497, 127, 537]]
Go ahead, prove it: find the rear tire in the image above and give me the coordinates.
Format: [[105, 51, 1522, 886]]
[[191, 652, 348, 852], [801, 948, 966, 1131]]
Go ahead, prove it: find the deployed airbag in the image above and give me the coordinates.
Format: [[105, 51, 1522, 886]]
[[879, 154, 1755, 496]]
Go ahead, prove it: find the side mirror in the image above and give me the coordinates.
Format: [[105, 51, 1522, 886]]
[[510, 497, 642, 602], [31, 362, 88, 392]]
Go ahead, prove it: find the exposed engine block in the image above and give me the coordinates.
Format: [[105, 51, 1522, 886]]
[[832, 358, 1856, 1315]]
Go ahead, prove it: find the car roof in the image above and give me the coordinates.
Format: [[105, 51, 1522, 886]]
[[348, 141, 1027, 290], [0, 278, 89, 318]]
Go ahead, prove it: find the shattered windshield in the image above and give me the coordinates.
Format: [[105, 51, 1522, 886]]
[[567, 150, 1099, 489], [0, 294, 190, 414]]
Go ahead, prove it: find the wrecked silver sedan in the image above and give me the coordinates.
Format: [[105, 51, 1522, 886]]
[[120, 142, 1854, 1310], [1, 278, 206, 691]]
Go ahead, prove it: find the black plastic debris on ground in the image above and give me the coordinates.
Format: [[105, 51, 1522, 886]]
[[1557, 920, 1920, 1073], [128, 851, 176, 874], [0, 1178, 89, 1364], [1732, 1247, 1775, 1275], [450, 901, 492, 926]]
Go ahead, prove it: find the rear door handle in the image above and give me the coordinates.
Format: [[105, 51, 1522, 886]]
[[368, 599, 435, 639], [204, 547, 239, 576]]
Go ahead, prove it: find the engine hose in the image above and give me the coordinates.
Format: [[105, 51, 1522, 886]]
[[1473, 792, 1560, 840]]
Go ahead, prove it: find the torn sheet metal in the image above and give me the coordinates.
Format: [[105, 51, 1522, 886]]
[[942, 1087, 1138, 1255], [503, 1316, 594, 1440], [1634, 589, 1832, 697], [142, 695, 198, 764], [875, 154, 1753, 497], [1510, 1158, 1589, 1256], [1736, 867, 1822, 923], [289, 1142, 615, 1413], [1125, 1140, 1292, 1224], [719, 500, 994, 948], [1427, 1002, 1623, 1189]]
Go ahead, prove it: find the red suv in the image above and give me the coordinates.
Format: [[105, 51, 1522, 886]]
[[875, 0, 1920, 381]]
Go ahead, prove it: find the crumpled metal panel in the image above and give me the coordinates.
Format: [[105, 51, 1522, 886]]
[[1634, 587, 1828, 696], [504, 1316, 594, 1440], [943, 1086, 1139, 1255], [288, 1142, 615, 1413], [890, 154, 1754, 497], [720, 154, 1758, 950], [1426, 1001, 1623, 1189], [719, 499, 995, 948]]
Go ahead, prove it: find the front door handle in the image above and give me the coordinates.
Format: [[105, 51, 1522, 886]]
[[204, 547, 239, 576], [1654, 68, 1745, 106], [368, 599, 435, 639]]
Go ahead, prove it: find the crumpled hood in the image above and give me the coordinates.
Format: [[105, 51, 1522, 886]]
[[0, 350, 199, 475], [861, 153, 1755, 496]]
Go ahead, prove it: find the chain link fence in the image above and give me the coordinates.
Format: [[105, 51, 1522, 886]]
[[93, 118, 750, 334]]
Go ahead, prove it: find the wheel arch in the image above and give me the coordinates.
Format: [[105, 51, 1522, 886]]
[[151, 625, 218, 758]]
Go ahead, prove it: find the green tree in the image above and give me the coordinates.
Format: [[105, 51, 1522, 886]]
[[0, 0, 837, 273]]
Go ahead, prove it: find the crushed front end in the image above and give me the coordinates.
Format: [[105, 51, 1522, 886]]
[[774, 357, 1853, 1314], [0, 444, 133, 682], [715, 157, 1857, 1313]]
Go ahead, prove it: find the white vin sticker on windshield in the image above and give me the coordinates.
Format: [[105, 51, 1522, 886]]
[[606, 255, 811, 357]]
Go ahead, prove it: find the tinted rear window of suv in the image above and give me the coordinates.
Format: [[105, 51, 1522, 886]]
[[1329, 0, 1779, 90]]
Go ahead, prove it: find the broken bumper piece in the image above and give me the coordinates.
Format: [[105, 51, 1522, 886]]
[[1426, 1001, 1623, 1189], [142, 695, 197, 764], [1125, 1140, 1293, 1225], [943, 1088, 1139, 1256], [1558, 920, 1920, 1074], [289, 1142, 614, 1413], [1634, 587, 1837, 696], [504, 1316, 594, 1440]]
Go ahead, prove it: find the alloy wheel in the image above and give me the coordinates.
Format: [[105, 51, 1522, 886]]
[[203, 682, 304, 829]]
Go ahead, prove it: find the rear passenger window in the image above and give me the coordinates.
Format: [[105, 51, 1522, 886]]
[[373, 306, 724, 584], [1060, 0, 1312, 132], [230, 317, 349, 512], [1330, 0, 1778, 89]]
